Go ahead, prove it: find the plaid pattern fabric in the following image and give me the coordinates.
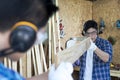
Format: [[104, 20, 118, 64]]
[[74, 37, 113, 80], [0, 62, 25, 80]]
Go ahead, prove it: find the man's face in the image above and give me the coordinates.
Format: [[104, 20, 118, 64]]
[[85, 28, 98, 42]]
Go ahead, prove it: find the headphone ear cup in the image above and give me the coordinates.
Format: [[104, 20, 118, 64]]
[[9, 26, 37, 52], [97, 30, 100, 34], [82, 31, 85, 36]]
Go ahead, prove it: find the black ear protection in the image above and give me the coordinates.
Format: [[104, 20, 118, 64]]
[[81, 24, 86, 36], [0, 21, 38, 57], [81, 30, 85, 36], [81, 23, 86, 36]]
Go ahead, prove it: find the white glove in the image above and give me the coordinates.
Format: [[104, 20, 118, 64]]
[[89, 39, 97, 51], [48, 62, 73, 80]]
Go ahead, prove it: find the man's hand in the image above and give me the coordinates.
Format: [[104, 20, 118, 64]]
[[89, 39, 97, 51], [48, 62, 73, 80]]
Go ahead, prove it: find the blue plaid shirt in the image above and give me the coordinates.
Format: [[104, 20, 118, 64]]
[[73, 37, 113, 80], [0, 62, 25, 80]]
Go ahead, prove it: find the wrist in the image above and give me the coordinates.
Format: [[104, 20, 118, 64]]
[[94, 47, 98, 52], [92, 43, 97, 51]]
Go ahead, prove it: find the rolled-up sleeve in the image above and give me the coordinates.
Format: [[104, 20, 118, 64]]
[[73, 59, 80, 67], [103, 40, 113, 63]]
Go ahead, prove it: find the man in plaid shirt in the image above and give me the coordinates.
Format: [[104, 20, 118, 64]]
[[74, 20, 113, 80]]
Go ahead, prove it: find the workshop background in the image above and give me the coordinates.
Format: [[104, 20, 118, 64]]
[[59, 0, 120, 65], [3, 0, 120, 80], [58, 0, 120, 79]]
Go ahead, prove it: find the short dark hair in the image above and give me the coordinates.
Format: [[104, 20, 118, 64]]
[[0, 0, 58, 32], [83, 20, 98, 32]]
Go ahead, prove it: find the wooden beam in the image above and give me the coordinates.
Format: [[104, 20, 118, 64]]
[[56, 0, 61, 52], [48, 19, 52, 68], [52, 15, 57, 56], [12, 61, 17, 72], [51, 15, 57, 64], [8, 59, 12, 69], [55, 37, 91, 67], [31, 47, 37, 75], [35, 45, 43, 74], [27, 49, 32, 78], [4, 58, 7, 67], [19, 59, 23, 76], [40, 43, 47, 72]]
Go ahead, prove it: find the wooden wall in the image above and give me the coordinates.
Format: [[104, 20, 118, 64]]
[[58, 0, 120, 64], [93, 0, 120, 64], [58, 0, 92, 48]]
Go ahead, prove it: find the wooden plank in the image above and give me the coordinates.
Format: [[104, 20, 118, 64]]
[[52, 15, 57, 55], [8, 59, 12, 69], [40, 43, 47, 72], [4, 58, 7, 67], [12, 61, 17, 72], [48, 19, 52, 68], [44, 41, 48, 68], [27, 49, 32, 78], [31, 47, 37, 75], [35, 45, 43, 74], [55, 37, 91, 67], [19, 59, 23, 76], [110, 70, 120, 77], [22, 54, 27, 77], [51, 15, 56, 64], [56, 0, 61, 52], [39, 45, 43, 71]]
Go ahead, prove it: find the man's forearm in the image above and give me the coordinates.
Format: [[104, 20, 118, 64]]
[[26, 72, 48, 80], [95, 47, 109, 62]]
